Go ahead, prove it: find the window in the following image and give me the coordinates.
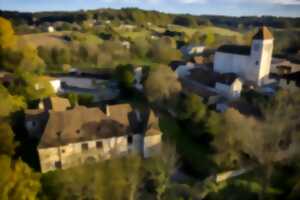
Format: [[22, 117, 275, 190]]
[[256, 61, 259, 66], [54, 161, 62, 169], [61, 149, 65, 153], [76, 129, 80, 134], [96, 141, 103, 149], [81, 143, 89, 151], [127, 136, 133, 145]]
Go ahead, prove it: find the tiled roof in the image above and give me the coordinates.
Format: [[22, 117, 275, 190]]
[[106, 104, 133, 127], [43, 97, 71, 112], [39, 106, 108, 148], [217, 45, 251, 56], [39, 105, 161, 148]]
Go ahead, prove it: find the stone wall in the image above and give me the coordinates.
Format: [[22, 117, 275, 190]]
[[38, 136, 129, 173]]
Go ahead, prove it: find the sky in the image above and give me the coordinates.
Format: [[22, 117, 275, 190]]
[[1, 0, 300, 17]]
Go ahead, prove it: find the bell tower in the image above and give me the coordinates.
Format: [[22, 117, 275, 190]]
[[250, 26, 274, 86]]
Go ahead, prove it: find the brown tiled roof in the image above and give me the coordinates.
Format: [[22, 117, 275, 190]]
[[39, 104, 162, 148], [38, 106, 109, 148], [106, 104, 133, 126], [43, 97, 71, 112], [217, 45, 251, 56], [253, 26, 273, 40]]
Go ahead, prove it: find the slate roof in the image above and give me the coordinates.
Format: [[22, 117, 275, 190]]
[[188, 68, 239, 87], [217, 45, 251, 56], [253, 26, 273, 40]]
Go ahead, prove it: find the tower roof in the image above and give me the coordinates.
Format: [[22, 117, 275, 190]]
[[253, 26, 273, 40]]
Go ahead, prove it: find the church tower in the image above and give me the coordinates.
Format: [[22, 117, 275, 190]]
[[250, 26, 274, 86]]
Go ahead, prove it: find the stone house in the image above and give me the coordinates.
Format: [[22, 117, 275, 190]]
[[38, 104, 161, 173], [25, 96, 71, 138]]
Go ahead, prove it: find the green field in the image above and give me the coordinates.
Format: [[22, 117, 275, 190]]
[[167, 24, 242, 37], [20, 31, 103, 48]]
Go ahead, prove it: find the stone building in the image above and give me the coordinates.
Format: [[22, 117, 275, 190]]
[[38, 104, 161, 173], [214, 26, 274, 86], [25, 96, 71, 138]]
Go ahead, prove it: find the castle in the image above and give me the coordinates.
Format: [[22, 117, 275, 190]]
[[214, 26, 274, 86]]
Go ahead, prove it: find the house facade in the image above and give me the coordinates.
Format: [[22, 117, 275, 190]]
[[37, 104, 162, 173], [214, 26, 274, 86]]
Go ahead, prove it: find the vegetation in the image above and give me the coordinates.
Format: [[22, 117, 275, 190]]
[[0, 7, 300, 200]]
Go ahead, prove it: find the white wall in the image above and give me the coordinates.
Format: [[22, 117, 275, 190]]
[[214, 52, 251, 80], [38, 136, 129, 173], [49, 79, 61, 93], [214, 39, 273, 86], [257, 39, 273, 85]]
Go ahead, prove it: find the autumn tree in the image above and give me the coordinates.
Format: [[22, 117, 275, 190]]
[[213, 89, 300, 199], [0, 85, 26, 118], [148, 38, 181, 64], [144, 65, 182, 104], [0, 17, 45, 73], [0, 155, 41, 200]]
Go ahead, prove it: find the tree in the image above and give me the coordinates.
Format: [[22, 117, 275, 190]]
[[0, 85, 26, 118], [12, 72, 54, 101], [0, 155, 41, 200], [178, 93, 207, 123], [131, 37, 150, 58], [40, 155, 143, 200], [146, 142, 178, 200], [115, 64, 135, 89], [0, 17, 45, 73], [148, 39, 181, 64], [0, 122, 16, 156], [144, 65, 182, 104], [0, 17, 17, 49], [213, 89, 300, 200]]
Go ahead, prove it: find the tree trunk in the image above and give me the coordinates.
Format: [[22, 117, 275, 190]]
[[259, 164, 273, 200]]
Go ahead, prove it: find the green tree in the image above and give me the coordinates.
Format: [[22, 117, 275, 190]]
[[145, 65, 182, 104], [213, 89, 300, 200], [149, 39, 181, 64], [0, 155, 41, 200], [146, 142, 178, 200], [0, 85, 26, 118], [178, 93, 207, 123], [115, 64, 135, 89], [0, 123, 16, 156]]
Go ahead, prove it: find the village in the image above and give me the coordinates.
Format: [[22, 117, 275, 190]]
[[1, 5, 300, 200]]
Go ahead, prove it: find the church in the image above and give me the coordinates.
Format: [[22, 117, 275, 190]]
[[214, 26, 274, 86]]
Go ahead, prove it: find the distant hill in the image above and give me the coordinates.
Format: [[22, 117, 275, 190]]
[[1, 8, 299, 29]]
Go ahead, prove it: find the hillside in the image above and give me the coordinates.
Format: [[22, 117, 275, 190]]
[[20, 31, 103, 48]]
